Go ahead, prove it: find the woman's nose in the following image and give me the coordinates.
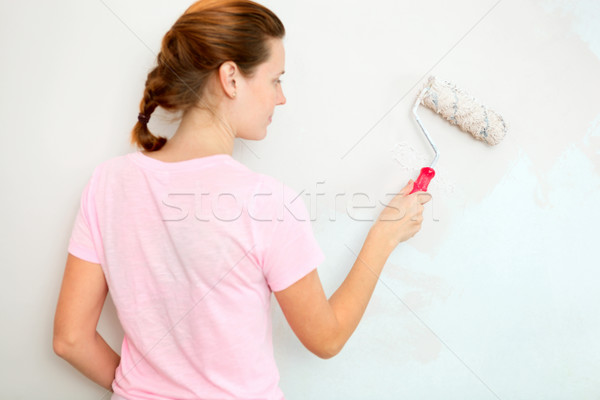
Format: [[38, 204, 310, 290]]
[[277, 87, 286, 105]]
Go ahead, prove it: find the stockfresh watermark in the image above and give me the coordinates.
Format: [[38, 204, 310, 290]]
[[160, 180, 438, 223]]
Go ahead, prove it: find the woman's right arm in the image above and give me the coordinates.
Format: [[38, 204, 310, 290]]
[[273, 180, 431, 359]]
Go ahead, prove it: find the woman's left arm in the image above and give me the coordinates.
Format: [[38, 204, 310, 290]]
[[53, 253, 121, 391]]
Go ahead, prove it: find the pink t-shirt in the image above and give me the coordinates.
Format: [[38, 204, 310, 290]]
[[68, 151, 325, 400]]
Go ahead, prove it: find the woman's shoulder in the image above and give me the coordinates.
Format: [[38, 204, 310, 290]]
[[254, 173, 303, 202], [251, 173, 310, 222]]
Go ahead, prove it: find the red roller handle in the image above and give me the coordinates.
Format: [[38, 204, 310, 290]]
[[409, 167, 435, 194]]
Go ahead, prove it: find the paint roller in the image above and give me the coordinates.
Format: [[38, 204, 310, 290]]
[[409, 75, 507, 194]]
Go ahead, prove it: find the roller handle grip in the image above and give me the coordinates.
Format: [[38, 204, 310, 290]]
[[409, 167, 435, 194]]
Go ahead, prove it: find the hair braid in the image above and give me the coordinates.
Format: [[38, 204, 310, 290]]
[[131, 67, 167, 151]]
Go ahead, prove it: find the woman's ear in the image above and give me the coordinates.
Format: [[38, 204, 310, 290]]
[[218, 61, 238, 99]]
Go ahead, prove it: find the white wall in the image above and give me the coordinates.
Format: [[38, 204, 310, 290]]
[[2, 0, 599, 398]]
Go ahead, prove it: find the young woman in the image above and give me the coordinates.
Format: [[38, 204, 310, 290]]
[[53, 1, 431, 399]]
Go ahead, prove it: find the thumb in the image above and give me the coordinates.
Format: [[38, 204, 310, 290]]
[[399, 179, 414, 196]]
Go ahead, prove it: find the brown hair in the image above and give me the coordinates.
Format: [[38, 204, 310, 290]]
[[131, 0, 285, 151]]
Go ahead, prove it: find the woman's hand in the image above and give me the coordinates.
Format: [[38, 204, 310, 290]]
[[370, 180, 432, 250]]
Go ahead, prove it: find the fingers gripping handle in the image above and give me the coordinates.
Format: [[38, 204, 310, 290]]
[[409, 167, 435, 194]]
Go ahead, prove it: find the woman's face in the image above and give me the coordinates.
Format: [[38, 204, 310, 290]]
[[235, 38, 286, 140]]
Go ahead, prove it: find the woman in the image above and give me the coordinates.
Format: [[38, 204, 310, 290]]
[[53, 1, 431, 399]]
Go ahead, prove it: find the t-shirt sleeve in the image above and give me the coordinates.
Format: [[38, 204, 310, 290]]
[[67, 170, 101, 264], [258, 178, 325, 292]]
